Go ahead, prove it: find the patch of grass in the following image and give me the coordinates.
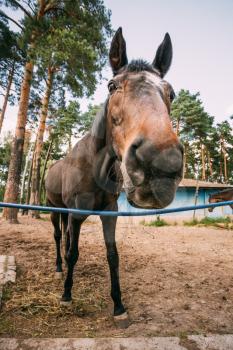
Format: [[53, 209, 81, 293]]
[[0, 317, 15, 335], [2, 284, 13, 302], [184, 216, 232, 228], [142, 216, 169, 227], [200, 216, 231, 225], [183, 219, 199, 226], [178, 331, 188, 340]]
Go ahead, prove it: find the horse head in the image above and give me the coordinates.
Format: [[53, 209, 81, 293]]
[[208, 194, 216, 212], [105, 28, 183, 209]]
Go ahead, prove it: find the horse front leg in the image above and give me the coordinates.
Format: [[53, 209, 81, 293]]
[[51, 212, 63, 279], [101, 211, 129, 328], [61, 213, 69, 256], [60, 214, 82, 305]]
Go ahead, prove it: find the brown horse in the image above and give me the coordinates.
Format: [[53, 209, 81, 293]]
[[208, 188, 233, 212], [45, 27, 183, 325]]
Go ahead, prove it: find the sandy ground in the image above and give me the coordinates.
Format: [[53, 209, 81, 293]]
[[0, 215, 233, 338]]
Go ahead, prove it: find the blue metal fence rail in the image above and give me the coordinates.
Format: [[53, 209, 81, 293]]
[[0, 200, 233, 217]]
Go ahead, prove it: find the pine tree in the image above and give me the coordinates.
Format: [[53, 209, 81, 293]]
[[171, 89, 214, 180], [0, 17, 24, 134], [216, 121, 233, 183], [2, 0, 111, 222]]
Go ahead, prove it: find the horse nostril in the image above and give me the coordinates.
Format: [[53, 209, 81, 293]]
[[152, 146, 183, 174], [127, 139, 183, 180]]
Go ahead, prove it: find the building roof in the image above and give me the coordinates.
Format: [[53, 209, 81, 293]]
[[179, 178, 233, 189]]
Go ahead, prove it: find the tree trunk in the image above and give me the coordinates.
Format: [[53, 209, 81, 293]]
[[219, 138, 223, 182], [30, 67, 54, 218], [0, 61, 15, 134], [20, 141, 34, 204], [175, 118, 180, 136], [223, 151, 228, 182], [193, 179, 199, 220], [201, 144, 206, 181], [39, 138, 53, 203], [183, 143, 187, 178], [220, 138, 228, 183], [68, 134, 72, 153], [2, 3, 47, 223], [3, 60, 34, 223], [219, 160, 223, 182], [22, 146, 34, 216], [207, 151, 213, 178]]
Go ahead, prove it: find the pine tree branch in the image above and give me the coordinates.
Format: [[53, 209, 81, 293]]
[[44, 3, 69, 16], [10, 0, 33, 19], [0, 10, 23, 30], [21, 0, 36, 15]]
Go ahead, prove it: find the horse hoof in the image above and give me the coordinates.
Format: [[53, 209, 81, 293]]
[[114, 312, 130, 329], [60, 299, 72, 307], [55, 272, 63, 279]]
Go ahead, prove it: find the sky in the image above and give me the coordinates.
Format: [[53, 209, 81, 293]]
[[1, 0, 233, 137]]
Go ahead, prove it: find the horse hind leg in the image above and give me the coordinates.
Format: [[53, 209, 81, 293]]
[[51, 212, 63, 279]]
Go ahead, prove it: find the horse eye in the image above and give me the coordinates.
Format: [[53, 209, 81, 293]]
[[170, 89, 176, 102], [112, 115, 122, 126], [108, 81, 117, 94]]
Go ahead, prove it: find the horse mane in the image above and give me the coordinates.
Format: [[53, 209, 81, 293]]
[[91, 99, 109, 150]]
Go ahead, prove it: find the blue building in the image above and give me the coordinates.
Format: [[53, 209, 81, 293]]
[[117, 179, 233, 220]]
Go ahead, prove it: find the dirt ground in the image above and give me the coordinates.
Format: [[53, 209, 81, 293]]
[[0, 215, 233, 338]]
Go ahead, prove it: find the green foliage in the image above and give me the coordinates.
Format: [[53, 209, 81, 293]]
[[183, 218, 199, 226], [13, 0, 112, 98], [45, 102, 102, 161], [171, 89, 233, 183], [49, 100, 81, 146], [184, 216, 231, 227], [0, 17, 24, 106], [77, 104, 103, 135], [200, 216, 231, 225], [215, 121, 233, 183], [0, 132, 12, 200], [1, 0, 112, 128], [142, 216, 169, 227], [0, 18, 15, 59]]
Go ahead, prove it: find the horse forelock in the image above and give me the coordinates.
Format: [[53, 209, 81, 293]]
[[117, 59, 160, 76], [114, 60, 169, 105]]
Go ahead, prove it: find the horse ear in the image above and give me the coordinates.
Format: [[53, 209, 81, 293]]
[[152, 33, 172, 78], [109, 27, 128, 75]]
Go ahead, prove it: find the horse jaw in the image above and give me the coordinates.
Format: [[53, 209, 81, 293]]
[[120, 161, 179, 209]]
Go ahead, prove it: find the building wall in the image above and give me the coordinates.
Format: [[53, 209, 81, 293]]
[[117, 188, 233, 219]]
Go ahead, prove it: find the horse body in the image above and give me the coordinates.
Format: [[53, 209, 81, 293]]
[[45, 27, 183, 324], [208, 188, 233, 212], [46, 129, 124, 317], [46, 131, 121, 211]]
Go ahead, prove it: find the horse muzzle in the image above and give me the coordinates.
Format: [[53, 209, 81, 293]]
[[121, 163, 181, 209], [121, 139, 183, 209]]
